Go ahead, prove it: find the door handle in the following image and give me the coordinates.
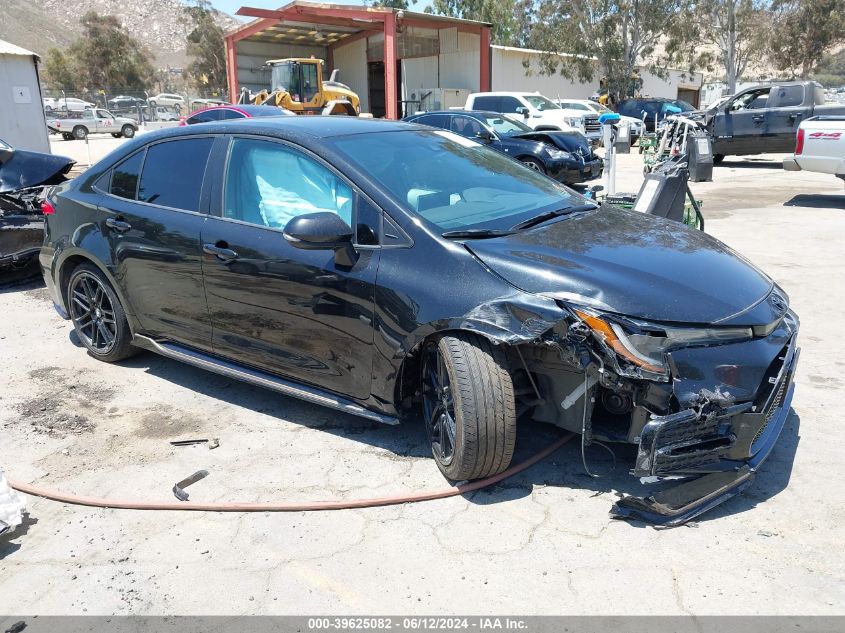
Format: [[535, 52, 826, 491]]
[[105, 217, 131, 233], [203, 243, 239, 261], [789, 113, 801, 120], [752, 115, 765, 123]]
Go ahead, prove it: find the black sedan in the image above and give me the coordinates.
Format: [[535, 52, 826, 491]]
[[40, 117, 798, 525], [404, 110, 602, 185]]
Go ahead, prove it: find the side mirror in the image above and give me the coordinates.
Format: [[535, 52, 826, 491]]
[[516, 107, 530, 119], [283, 212, 357, 266], [476, 129, 494, 143]]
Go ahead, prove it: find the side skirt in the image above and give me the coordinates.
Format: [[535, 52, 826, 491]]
[[132, 335, 399, 426]]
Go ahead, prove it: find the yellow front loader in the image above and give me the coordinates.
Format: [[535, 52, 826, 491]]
[[239, 58, 360, 116]]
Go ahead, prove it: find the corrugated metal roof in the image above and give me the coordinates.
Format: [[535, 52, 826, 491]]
[[0, 39, 38, 57]]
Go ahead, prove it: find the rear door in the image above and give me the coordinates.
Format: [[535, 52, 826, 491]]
[[96, 136, 215, 350], [199, 135, 381, 400]]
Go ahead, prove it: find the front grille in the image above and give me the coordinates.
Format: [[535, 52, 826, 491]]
[[751, 373, 789, 448], [584, 115, 601, 133]]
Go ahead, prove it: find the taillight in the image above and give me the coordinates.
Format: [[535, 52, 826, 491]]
[[795, 128, 805, 155], [41, 200, 56, 215]]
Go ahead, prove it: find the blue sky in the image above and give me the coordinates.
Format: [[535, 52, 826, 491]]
[[209, 0, 434, 20]]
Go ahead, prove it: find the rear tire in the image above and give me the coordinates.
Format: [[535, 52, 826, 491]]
[[421, 333, 516, 481], [713, 154, 725, 164], [73, 126, 88, 140], [67, 263, 137, 363]]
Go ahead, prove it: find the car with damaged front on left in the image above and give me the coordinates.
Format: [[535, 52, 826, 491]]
[[39, 117, 799, 526]]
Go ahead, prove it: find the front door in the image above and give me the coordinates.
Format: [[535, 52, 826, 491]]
[[200, 136, 380, 400], [768, 84, 807, 152], [97, 137, 214, 350]]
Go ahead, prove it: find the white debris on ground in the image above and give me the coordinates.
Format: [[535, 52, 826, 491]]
[[0, 467, 25, 537]]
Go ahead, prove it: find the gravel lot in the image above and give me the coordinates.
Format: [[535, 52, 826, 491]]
[[1, 140, 844, 615]]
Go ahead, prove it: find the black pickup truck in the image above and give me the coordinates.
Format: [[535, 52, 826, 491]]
[[699, 81, 845, 162]]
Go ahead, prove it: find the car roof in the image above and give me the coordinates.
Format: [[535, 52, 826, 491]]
[[135, 116, 422, 144], [407, 110, 518, 119]]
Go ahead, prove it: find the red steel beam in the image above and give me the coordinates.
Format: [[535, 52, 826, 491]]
[[384, 10, 397, 119], [479, 25, 491, 91], [226, 37, 239, 103]]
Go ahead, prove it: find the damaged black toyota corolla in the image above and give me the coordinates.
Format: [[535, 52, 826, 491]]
[[40, 118, 798, 526]]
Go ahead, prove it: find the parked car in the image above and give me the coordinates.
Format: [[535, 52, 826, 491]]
[[696, 81, 845, 163], [42, 97, 57, 112], [783, 115, 845, 180], [155, 107, 181, 122], [107, 95, 146, 110], [190, 98, 228, 110], [56, 97, 96, 112], [1, 138, 74, 277], [617, 97, 696, 133], [147, 93, 185, 108], [404, 110, 602, 185], [181, 104, 295, 125], [465, 92, 581, 134], [555, 98, 645, 143], [46, 108, 138, 140], [40, 117, 800, 526]]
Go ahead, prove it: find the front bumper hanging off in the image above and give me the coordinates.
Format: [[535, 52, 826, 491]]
[[611, 337, 800, 527]]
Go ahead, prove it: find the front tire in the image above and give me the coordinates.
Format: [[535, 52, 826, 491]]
[[422, 333, 516, 481], [519, 157, 546, 174], [67, 263, 136, 362], [121, 125, 135, 138]]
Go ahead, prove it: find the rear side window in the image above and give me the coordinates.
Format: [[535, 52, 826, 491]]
[[217, 109, 246, 121], [110, 151, 144, 200], [472, 96, 500, 111], [137, 138, 213, 212], [187, 109, 222, 125], [776, 85, 804, 107]]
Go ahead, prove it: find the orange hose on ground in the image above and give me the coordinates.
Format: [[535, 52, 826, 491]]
[[7, 433, 574, 512]]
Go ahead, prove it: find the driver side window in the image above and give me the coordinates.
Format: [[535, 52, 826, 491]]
[[450, 116, 484, 139], [223, 138, 353, 231]]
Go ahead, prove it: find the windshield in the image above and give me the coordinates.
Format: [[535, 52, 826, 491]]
[[672, 99, 696, 112], [329, 129, 575, 231], [483, 114, 531, 135], [588, 102, 612, 114], [271, 62, 295, 92], [523, 95, 560, 111]]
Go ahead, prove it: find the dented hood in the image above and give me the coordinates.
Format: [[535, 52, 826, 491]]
[[465, 205, 775, 325], [0, 146, 75, 194]]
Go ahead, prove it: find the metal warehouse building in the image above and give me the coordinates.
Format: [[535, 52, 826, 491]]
[[226, 2, 703, 118], [0, 40, 49, 153]]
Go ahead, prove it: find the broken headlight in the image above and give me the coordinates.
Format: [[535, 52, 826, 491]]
[[572, 308, 753, 380]]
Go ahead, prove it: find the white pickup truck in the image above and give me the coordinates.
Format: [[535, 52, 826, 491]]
[[783, 116, 845, 181], [46, 108, 138, 141]]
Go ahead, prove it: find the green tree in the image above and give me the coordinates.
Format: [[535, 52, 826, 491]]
[[72, 12, 155, 90], [425, 0, 527, 46], [372, 0, 418, 8], [769, 0, 845, 79], [665, 0, 771, 94], [43, 48, 78, 91], [528, 0, 691, 100], [185, 0, 228, 95]]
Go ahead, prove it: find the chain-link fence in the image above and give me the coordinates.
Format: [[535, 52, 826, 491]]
[[41, 88, 230, 124]]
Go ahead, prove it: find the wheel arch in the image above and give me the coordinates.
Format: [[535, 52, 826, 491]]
[[56, 250, 136, 327]]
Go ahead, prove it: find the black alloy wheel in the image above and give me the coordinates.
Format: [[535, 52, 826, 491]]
[[67, 264, 136, 362], [69, 270, 118, 354], [422, 343, 457, 467]]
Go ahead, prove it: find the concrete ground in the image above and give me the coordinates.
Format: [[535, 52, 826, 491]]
[[1, 142, 844, 615]]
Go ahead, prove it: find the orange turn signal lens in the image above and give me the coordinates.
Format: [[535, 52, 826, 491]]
[[574, 309, 666, 374]]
